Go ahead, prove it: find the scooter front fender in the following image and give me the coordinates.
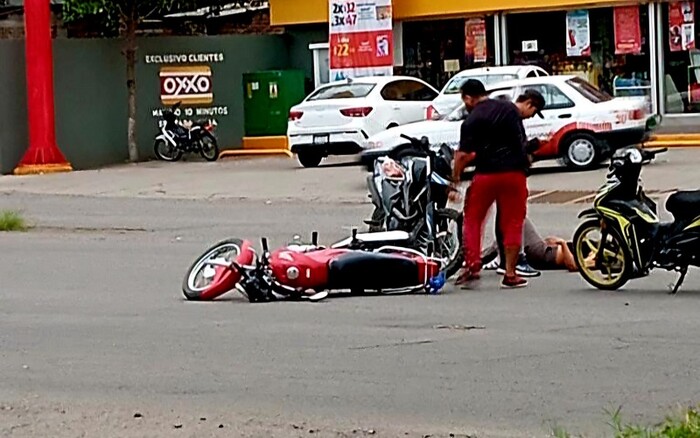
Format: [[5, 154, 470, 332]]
[[578, 208, 599, 220]]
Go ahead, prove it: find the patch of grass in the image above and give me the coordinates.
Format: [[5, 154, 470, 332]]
[[552, 405, 700, 438], [0, 210, 28, 232]]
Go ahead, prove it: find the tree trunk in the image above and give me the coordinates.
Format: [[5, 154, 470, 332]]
[[125, 7, 139, 162]]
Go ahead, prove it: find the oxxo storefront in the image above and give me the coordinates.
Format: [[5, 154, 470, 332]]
[[271, 0, 700, 126]]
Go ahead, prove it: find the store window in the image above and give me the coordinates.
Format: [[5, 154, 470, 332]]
[[399, 17, 496, 90], [506, 6, 651, 104], [661, 1, 700, 114]]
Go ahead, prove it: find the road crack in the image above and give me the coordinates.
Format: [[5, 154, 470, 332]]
[[349, 339, 435, 350]]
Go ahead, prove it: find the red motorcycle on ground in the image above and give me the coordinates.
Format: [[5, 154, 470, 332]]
[[182, 229, 447, 303]]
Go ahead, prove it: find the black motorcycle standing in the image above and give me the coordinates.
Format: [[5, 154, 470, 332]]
[[154, 102, 219, 162], [572, 146, 700, 294], [364, 134, 464, 279]]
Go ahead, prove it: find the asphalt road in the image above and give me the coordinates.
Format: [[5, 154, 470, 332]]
[[2, 189, 700, 438]]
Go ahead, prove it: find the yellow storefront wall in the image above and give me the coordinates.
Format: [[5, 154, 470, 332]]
[[270, 0, 630, 25]]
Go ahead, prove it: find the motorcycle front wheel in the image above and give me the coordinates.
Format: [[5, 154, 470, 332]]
[[154, 139, 183, 162], [199, 133, 219, 162], [573, 219, 632, 290], [434, 208, 463, 279], [182, 238, 247, 301]]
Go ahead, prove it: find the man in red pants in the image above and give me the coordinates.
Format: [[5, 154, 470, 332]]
[[449, 81, 545, 288]]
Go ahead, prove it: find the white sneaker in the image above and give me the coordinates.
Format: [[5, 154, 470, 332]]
[[483, 256, 500, 270]]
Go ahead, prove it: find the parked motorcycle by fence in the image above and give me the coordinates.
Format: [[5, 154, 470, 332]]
[[571, 146, 700, 294], [182, 230, 447, 303], [154, 102, 219, 162], [365, 134, 464, 279]]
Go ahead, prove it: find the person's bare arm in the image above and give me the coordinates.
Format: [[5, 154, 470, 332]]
[[451, 150, 476, 183], [555, 240, 578, 272]]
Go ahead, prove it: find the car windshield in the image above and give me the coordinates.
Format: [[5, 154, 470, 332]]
[[566, 77, 613, 103], [443, 74, 518, 94], [306, 83, 376, 100]]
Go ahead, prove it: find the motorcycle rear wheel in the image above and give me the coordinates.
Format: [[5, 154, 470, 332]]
[[199, 133, 219, 162], [573, 219, 632, 290], [154, 139, 183, 162]]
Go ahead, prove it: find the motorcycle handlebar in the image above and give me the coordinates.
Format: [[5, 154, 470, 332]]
[[399, 134, 431, 152]]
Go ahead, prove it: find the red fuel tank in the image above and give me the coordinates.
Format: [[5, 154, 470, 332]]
[[269, 247, 352, 290]]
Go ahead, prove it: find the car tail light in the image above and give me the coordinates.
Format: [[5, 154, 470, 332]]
[[340, 107, 373, 117], [426, 105, 440, 120], [631, 108, 645, 120], [289, 110, 303, 121]]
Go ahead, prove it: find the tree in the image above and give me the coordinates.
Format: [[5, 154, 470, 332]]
[[61, 0, 219, 162]]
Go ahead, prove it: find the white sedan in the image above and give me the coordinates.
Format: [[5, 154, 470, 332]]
[[360, 75, 658, 171], [428, 65, 549, 119], [287, 76, 439, 167]]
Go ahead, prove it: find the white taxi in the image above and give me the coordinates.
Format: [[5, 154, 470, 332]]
[[360, 75, 659, 171], [428, 65, 549, 119]]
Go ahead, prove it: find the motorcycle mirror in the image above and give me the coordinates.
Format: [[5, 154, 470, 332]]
[[261, 237, 269, 253], [351, 227, 358, 240], [311, 231, 318, 246], [627, 148, 643, 164]]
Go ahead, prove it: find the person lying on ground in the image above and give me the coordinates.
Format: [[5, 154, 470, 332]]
[[482, 216, 578, 272]]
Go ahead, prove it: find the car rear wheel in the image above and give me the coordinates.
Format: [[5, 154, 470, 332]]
[[297, 152, 323, 168], [561, 133, 600, 171]]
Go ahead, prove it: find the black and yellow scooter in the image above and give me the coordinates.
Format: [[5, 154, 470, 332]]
[[573, 147, 700, 294]]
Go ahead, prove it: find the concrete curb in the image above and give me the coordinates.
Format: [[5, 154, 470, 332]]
[[218, 135, 293, 159], [645, 134, 700, 148]]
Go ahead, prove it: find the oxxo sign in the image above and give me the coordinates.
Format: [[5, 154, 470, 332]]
[[146, 51, 228, 125], [159, 66, 213, 106]]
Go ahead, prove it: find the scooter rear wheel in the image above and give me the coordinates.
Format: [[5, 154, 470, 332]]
[[435, 208, 463, 279]]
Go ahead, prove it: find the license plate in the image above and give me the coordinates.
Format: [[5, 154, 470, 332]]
[[313, 135, 329, 145]]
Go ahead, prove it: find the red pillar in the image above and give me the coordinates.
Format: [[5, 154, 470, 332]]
[[13, 0, 72, 175]]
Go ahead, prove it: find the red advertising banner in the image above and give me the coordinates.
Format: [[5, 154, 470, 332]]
[[465, 18, 487, 63], [614, 6, 642, 54], [669, 1, 695, 52], [329, 30, 394, 69], [329, 0, 393, 80]]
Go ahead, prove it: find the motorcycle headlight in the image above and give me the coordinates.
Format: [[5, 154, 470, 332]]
[[366, 140, 383, 149]]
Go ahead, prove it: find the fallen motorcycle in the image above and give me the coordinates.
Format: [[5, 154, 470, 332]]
[[182, 229, 447, 303], [572, 146, 700, 294]]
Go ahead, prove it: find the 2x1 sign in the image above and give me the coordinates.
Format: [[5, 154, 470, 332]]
[[159, 66, 213, 105]]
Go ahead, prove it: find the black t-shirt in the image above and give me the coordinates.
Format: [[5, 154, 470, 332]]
[[459, 99, 529, 174]]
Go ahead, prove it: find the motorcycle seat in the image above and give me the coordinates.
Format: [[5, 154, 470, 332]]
[[328, 251, 420, 290], [330, 230, 412, 248], [666, 190, 700, 219]]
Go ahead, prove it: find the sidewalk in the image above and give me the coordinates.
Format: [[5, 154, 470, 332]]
[[0, 148, 697, 203]]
